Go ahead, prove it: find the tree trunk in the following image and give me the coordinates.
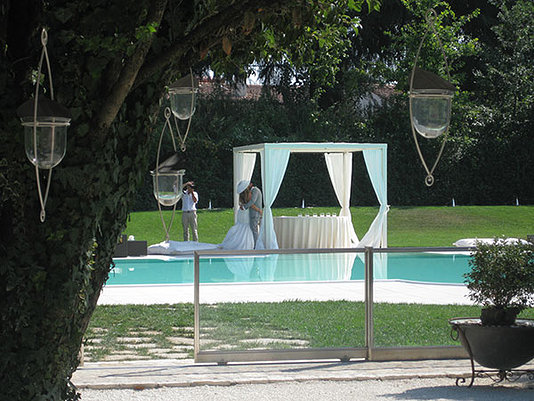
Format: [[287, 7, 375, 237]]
[[0, 117, 151, 398], [0, 4, 159, 398]]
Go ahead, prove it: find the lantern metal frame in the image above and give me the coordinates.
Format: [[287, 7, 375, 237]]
[[151, 70, 198, 241], [168, 71, 198, 152], [409, 8, 455, 187], [19, 29, 71, 222], [152, 107, 186, 241]]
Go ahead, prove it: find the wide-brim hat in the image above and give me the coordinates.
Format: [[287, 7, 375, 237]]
[[236, 180, 250, 194]]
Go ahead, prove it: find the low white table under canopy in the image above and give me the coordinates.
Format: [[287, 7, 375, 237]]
[[274, 215, 354, 249]]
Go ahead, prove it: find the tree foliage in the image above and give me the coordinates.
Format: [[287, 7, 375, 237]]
[[0, 0, 380, 399], [137, 0, 534, 209]]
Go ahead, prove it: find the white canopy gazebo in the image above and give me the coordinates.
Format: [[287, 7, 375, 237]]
[[233, 142, 388, 250]]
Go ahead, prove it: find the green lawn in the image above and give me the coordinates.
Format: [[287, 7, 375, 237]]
[[124, 205, 534, 247], [86, 302, 534, 361]]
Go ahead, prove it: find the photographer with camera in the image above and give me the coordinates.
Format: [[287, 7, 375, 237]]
[[182, 181, 198, 242]]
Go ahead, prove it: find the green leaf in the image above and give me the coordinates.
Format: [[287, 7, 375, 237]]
[[348, 0, 361, 12]]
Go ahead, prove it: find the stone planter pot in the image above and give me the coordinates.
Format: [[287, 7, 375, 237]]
[[449, 318, 534, 371]]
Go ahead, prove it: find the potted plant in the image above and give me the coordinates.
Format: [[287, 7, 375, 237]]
[[450, 237, 534, 381], [466, 237, 534, 325]]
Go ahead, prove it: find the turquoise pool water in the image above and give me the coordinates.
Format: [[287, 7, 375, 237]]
[[107, 252, 471, 286]]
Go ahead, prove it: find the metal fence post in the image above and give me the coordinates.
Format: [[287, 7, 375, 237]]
[[365, 246, 374, 360], [193, 251, 200, 360]]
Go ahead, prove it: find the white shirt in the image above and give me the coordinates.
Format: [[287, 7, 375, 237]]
[[182, 190, 198, 211]]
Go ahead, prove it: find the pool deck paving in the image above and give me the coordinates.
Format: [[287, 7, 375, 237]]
[[73, 357, 534, 391], [98, 280, 471, 305]]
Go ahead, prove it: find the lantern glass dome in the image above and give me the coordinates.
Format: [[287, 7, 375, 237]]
[[17, 97, 71, 169], [150, 169, 185, 207], [409, 67, 455, 139], [410, 90, 453, 139], [168, 74, 199, 120], [169, 87, 198, 120], [21, 117, 69, 168]]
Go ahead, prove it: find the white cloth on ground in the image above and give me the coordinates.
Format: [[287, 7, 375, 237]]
[[220, 208, 254, 250], [453, 237, 530, 247], [147, 240, 218, 255]]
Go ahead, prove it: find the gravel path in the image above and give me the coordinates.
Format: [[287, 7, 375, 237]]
[[80, 377, 534, 401]]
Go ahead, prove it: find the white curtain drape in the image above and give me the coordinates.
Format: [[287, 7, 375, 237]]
[[325, 153, 351, 217], [358, 148, 388, 248], [233, 152, 256, 221], [324, 152, 359, 245], [256, 147, 291, 249]]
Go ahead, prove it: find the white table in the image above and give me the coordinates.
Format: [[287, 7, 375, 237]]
[[273, 215, 354, 249]]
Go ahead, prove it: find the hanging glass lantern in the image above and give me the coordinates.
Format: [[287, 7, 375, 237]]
[[410, 67, 454, 139], [408, 9, 455, 187], [16, 28, 70, 222], [168, 73, 199, 120], [150, 169, 185, 207], [167, 72, 199, 152], [18, 96, 71, 169]]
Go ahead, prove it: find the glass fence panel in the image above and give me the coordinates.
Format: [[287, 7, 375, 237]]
[[197, 251, 367, 353], [372, 249, 477, 348]]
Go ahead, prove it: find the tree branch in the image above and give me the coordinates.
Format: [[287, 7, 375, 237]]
[[134, 0, 287, 88], [94, 0, 168, 133]]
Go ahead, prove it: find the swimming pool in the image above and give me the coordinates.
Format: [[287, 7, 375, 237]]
[[107, 252, 471, 286]]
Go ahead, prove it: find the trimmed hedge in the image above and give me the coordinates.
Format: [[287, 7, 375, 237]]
[[134, 91, 533, 210]]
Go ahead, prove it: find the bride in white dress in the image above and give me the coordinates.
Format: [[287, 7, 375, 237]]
[[220, 188, 255, 250]]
